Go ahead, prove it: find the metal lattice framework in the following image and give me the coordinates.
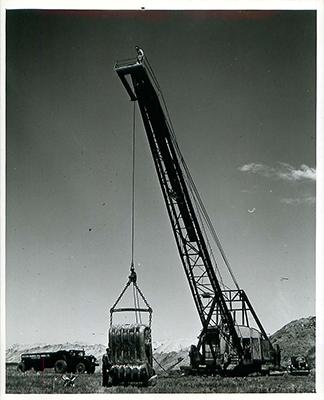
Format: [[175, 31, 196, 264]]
[[114, 55, 275, 361], [115, 59, 243, 357]]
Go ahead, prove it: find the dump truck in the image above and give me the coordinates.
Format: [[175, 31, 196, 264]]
[[17, 349, 98, 374]]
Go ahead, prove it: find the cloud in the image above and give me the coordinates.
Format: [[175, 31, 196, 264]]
[[239, 163, 274, 177], [240, 189, 252, 193], [238, 162, 316, 182], [280, 196, 316, 205]]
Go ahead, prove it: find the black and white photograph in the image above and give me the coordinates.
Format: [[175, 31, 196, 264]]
[[1, 0, 323, 396]]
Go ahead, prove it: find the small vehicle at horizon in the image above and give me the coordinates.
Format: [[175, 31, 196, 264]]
[[287, 356, 310, 376]]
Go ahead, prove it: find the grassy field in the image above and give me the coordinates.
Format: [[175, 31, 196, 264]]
[[6, 364, 316, 394]]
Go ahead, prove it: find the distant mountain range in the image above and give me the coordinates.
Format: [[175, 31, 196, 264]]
[[6, 316, 315, 370], [6, 342, 106, 365]]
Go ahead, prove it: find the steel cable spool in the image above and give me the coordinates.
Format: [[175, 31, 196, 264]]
[[125, 366, 132, 381], [132, 366, 139, 381], [118, 365, 125, 381]]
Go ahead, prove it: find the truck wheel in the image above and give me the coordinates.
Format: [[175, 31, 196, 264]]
[[17, 362, 26, 372], [54, 359, 67, 373], [75, 362, 86, 374], [87, 366, 95, 374]]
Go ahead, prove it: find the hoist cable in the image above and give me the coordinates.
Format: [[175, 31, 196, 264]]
[[145, 57, 240, 290], [145, 57, 228, 287], [191, 192, 228, 290], [183, 164, 240, 291], [131, 101, 136, 269], [130, 101, 141, 324], [186, 168, 240, 291], [111, 99, 152, 325]]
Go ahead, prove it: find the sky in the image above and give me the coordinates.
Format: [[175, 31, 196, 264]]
[[5, 9, 316, 347]]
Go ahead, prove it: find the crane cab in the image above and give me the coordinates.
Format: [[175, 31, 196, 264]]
[[189, 325, 278, 375]]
